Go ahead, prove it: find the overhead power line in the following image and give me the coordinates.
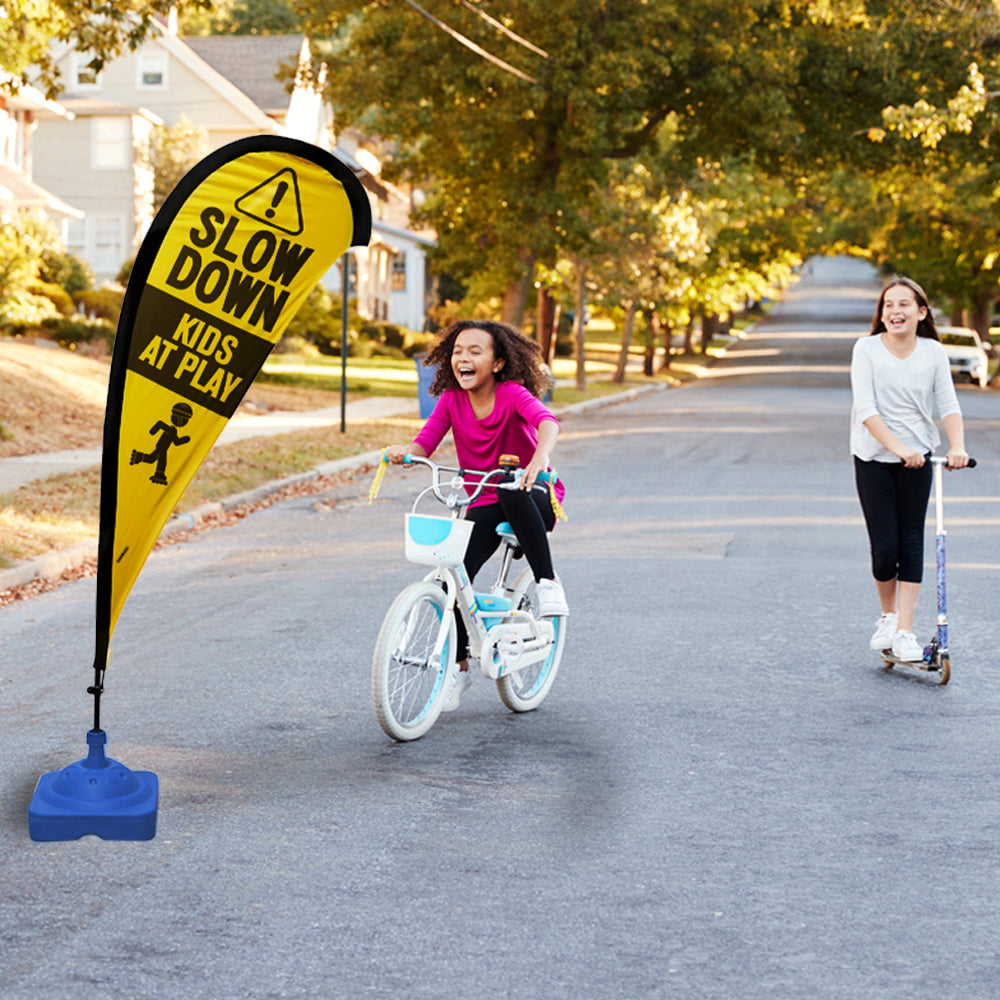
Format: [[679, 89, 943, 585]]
[[455, 0, 550, 58], [398, 0, 539, 84]]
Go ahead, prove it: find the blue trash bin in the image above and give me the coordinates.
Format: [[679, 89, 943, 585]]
[[415, 353, 437, 418]]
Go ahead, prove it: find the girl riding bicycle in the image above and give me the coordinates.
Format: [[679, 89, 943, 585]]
[[385, 319, 567, 711]]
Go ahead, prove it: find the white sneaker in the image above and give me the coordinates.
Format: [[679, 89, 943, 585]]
[[891, 629, 924, 662], [870, 612, 898, 650], [535, 578, 569, 617], [441, 667, 472, 712]]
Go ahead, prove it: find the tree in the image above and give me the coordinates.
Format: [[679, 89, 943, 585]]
[[865, 60, 1000, 338], [1, 0, 210, 97], [300, 1, 831, 328], [150, 115, 210, 211], [178, 0, 302, 36]]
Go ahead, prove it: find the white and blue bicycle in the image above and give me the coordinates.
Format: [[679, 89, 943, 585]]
[[370, 453, 566, 741]]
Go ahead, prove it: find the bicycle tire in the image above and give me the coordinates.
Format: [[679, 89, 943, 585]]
[[373, 581, 456, 740], [495, 569, 566, 712]]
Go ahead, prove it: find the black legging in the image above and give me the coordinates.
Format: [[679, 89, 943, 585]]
[[854, 456, 933, 584], [454, 485, 557, 659]]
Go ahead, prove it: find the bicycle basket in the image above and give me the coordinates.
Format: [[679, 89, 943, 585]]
[[405, 514, 473, 567]]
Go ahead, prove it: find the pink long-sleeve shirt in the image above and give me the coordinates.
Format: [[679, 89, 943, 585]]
[[413, 382, 566, 509]]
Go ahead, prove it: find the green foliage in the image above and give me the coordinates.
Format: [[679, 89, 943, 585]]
[[1, 0, 213, 97], [74, 288, 124, 325], [150, 115, 210, 211], [117, 258, 134, 287], [27, 279, 74, 316], [0, 215, 84, 326], [40, 315, 116, 351], [178, 0, 301, 35], [282, 285, 354, 353], [38, 246, 93, 296]]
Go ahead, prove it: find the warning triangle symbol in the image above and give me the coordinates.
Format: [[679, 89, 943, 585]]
[[234, 168, 304, 236]]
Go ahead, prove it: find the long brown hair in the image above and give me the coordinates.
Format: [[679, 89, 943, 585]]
[[869, 276, 940, 341], [424, 320, 553, 398]]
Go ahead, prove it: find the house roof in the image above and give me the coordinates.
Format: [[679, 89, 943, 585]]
[[0, 163, 84, 219], [0, 74, 74, 119], [183, 35, 307, 116], [56, 97, 164, 125]]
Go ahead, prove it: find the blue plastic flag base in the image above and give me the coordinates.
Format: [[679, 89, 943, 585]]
[[28, 729, 158, 842]]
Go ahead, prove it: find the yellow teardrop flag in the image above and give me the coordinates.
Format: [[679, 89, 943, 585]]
[[94, 137, 371, 677]]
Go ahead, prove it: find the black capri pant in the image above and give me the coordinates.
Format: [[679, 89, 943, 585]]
[[854, 456, 933, 584], [454, 484, 557, 659]]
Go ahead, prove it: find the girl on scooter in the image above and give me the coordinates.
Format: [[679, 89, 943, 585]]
[[850, 276, 970, 661]]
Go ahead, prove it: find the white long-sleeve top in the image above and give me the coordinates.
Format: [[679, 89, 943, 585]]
[[850, 334, 961, 462]]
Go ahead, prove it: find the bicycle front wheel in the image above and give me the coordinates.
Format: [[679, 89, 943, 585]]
[[496, 570, 566, 713], [373, 582, 456, 741]]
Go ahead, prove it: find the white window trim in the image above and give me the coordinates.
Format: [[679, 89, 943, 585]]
[[71, 52, 102, 91], [136, 52, 168, 91]]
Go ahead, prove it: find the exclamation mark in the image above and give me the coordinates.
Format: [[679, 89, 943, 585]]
[[266, 181, 288, 219]]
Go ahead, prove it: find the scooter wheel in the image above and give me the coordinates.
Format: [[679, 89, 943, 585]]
[[939, 656, 950, 686]]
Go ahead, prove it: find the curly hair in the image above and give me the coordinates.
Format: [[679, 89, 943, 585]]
[[423, 320, 553, 398], [869, 276, 940, 341]]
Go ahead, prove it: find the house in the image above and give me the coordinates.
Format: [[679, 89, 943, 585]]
[[0, 75, 83, 237], [181, 34, 434, 332], [31, 24, 434, 330], [31, 98, 160, 282]]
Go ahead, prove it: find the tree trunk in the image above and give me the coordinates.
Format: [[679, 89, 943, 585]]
[[536, 286, 556, 364], [657, 312, 672, 371], [683, 316, 695, 354], [572, 264, 587, 392], [969, 294, 991, 340], [500, 261, 536, 327], [613, 300, 638, 383], [700, 309, 716, 354]]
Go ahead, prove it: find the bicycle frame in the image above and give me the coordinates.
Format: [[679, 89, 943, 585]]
[[398, 455, 556, 678]]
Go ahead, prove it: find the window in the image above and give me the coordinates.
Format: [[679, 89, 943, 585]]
[[137, 52, 167, 90], [71, 52, 101, 89], [66, 220, 87, 260], [67, 216, 126, 278], [92, 118, 129, 169], [391, 252, 407, 292], [93, 216, 125, 274]]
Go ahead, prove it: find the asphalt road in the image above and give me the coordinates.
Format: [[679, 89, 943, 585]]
[[2, 257, 999, 1000]]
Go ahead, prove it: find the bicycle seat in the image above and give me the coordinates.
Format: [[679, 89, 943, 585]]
[[495, 521, 518, 545]]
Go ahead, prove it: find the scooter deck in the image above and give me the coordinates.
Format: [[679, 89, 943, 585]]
[[880, 649, 950, 684]]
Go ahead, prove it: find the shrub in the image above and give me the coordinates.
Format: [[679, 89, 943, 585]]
[[0, 289, 60, 326], [117, 257, 134, 287], [272, 334, 322, 357], [74, 288, 124, 325], [40, 316, 116, 351], [27, 279, 74, 316], [39, 247, 93, 295]]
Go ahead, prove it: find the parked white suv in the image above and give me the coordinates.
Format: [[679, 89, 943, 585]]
[[938, 326, 990, 388]]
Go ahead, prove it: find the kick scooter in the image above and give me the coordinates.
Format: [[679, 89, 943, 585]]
[[879, 455, 976, 685]]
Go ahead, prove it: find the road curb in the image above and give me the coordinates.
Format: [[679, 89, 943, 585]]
[[0, 448, 387, 595], [1, 386, 666, 596]]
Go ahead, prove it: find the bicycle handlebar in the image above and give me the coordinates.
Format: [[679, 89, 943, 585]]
[[399, 453, 551, 508]]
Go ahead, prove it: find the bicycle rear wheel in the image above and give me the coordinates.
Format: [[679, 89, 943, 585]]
[[373, 582, 456, 740], [496, 570, 566, 712]]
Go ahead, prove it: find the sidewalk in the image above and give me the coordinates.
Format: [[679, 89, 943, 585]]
[[0, 395, 420, 495], [0, 384, 666, 595]]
